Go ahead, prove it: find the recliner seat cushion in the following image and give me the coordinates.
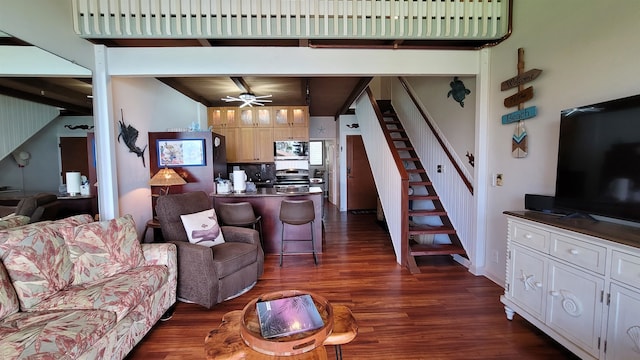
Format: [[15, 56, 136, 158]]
[[211, 242, 258, 279]]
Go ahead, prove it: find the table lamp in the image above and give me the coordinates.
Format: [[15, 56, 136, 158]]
[[149, 167, 186, 195]]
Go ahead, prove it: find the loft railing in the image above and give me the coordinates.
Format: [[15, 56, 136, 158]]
[[73, 0, 510, 41]]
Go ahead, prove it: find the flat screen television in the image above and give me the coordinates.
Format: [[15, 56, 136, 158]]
[[554, 93, 640, 223]]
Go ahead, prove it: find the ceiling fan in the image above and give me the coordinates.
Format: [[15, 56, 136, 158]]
[[221, 92, 273, 107]]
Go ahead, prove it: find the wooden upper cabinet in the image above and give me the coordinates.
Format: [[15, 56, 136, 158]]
[[208, 107, 237, 129], [208, 105, 308, 162], [238, 108, 273, 127], [273, 106, 309, 128]]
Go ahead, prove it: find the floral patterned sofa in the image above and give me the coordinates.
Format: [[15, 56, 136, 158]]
[[0, 214, 177, 359]]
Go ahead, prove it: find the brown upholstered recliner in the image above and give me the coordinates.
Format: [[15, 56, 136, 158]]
[[14, 193, 60, 223], [155, 191, 264, 309]]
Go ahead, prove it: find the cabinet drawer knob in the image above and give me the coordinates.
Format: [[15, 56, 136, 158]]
[[569, 249, 579, 255], [535, 282, 542, 288], [550, 290, 560, 297], [524, 233, 532, 239]]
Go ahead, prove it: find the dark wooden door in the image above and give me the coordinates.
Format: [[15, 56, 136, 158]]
[[346, 135, 377, 210], [60, 137, 89, 185]]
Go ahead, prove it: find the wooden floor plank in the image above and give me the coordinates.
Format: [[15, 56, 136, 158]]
[[125, 203, 578, 360]]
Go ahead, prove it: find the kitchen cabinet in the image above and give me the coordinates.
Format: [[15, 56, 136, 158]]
[[208, 105, 309, 162], [273, 126, 309, 141], [502, 211, 640, 360], [236, 127, 274, 163], [238, 108, 272, 127], [208, 107, 237, 129], [273, 106, 308, 128]]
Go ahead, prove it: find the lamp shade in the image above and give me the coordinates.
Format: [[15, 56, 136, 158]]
[[149, 168, 186, 187]]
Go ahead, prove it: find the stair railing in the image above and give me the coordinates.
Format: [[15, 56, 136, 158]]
[[354, 87, 409, 266], [391, 77, 475, 265]]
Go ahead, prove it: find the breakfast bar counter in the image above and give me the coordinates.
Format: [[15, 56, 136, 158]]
[[211, 187, 323, 254]]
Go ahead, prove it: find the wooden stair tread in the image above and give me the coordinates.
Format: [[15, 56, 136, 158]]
[[409, 243, 466, 256], [409, 181, 433, 186], [409, 209, 448, 216], [409, 195, 438, 201], [396, 147, 415, 151], [406, 169, 426, 173], [409, 224, 456, 235]]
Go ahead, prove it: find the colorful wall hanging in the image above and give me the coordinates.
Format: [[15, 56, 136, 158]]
[[500, 48, 542, 158]]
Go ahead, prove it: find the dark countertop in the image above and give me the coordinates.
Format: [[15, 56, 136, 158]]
[[211, 187, 323, 198], [504, 210, 640, 249]]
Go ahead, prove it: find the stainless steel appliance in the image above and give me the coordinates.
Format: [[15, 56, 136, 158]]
[[274, 141, 309, 160], [274, 168, 310, 193]]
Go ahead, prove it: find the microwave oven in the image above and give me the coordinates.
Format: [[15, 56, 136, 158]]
[[274, 141, 309, 160]]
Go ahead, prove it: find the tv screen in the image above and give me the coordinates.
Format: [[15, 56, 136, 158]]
[[554, 93, 640, 223]]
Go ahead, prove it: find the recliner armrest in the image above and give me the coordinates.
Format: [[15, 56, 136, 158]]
[[221, 226, 260, 246], [170, 240, 220, 308]]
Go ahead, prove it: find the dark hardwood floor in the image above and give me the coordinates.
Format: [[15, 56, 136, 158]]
[[126, 203, 579, 360]]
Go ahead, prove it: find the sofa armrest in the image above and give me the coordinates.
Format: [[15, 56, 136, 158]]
[[221, 226, 260, 246], [141, 243, 178, 303], [169, 241, 220, 308]]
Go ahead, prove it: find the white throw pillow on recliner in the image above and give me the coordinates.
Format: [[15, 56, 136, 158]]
[[180, 209, 225, 247]]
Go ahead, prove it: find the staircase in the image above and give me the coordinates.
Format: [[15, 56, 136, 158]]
[[378, 100, 466, 274]]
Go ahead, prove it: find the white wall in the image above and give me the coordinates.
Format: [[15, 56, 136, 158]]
[[482, 0, 640, 284], [0, 114, 94, 195], [111, 77, 206, 234], [405, 76, 476, 175]]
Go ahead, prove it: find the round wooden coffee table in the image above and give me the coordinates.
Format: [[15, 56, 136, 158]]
[[204, 291, 357, 360]]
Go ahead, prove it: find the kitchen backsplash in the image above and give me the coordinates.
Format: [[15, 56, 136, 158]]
[[227, 163, 276, 182]]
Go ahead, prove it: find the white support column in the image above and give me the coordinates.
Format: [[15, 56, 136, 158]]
[[93, 45, 119, 219], [469, 47, 491, 275]]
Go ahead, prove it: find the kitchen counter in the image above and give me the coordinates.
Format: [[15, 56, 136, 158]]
[[211, 188, 323, 255], [211, 187, 322, 197]]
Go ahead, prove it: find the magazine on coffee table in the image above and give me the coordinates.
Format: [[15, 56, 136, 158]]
[[256, 294, 324, 339]]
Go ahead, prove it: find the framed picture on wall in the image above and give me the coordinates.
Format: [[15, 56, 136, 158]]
[[157, 139, 206, 167]]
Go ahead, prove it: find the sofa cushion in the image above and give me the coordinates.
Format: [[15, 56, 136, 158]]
[[0, 225, 74, 310], [211, 242, 258, 279], [0, 215, 30, 230], [59, 214, 145, 286], [0, 261, 19, 319], [180, 208, 225, 247], [32, 265, 168, 322], [0, 308, 116, 359]]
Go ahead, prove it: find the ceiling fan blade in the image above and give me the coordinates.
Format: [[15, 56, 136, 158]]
[[253, 94, 273, 99]]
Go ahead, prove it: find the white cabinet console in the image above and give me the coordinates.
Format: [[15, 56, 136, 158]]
[[502, 211, 640, 360]]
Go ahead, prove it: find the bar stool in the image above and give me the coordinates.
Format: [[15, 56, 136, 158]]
[[217, 202, 263, 247], [279, 199, 317, 266]]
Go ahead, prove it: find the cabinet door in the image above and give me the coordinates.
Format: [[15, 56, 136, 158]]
[[273, 107, 290, 127], [547, 261, 604, 358], [236, 127, 273, 162], [255, 108, 272, 127], [238, 108, 255, 127], [236, 127, 256, 162], [289, 106, 308, 127], [209, 107, 237, 129], [509, 244, 547, 321], [255, 127, 274, 162], [606, 283, 640, 360], [219, 127, 239, 162], [289, 126, 309, 141]]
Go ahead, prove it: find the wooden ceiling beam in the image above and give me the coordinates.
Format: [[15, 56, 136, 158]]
[[230, 77, 251, 93], [335, 77, 373, 118]]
